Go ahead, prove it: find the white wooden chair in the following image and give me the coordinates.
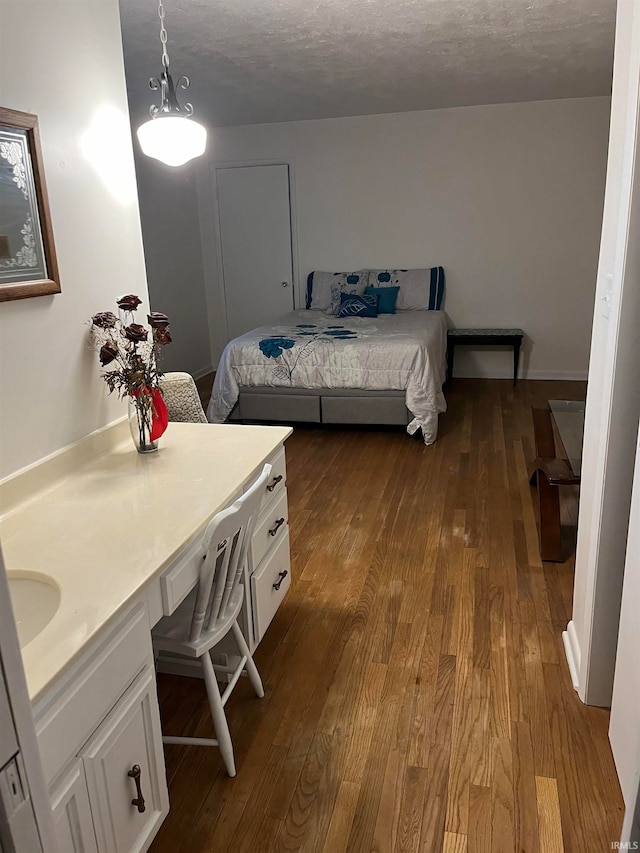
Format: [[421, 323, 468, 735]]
[[152, 464, 271, 777]]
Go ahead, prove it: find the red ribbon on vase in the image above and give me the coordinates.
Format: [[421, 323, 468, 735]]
[[131, 387, 169, 441]]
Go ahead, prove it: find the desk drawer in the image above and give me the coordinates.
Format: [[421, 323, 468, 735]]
[[251, 530, 291, 644], [259, 447, 287, 510], [159, 537, 204, 617], [251, 489, 288, 570]]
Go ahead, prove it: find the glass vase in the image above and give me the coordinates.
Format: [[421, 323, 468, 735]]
[[128, 395, 158, 454]]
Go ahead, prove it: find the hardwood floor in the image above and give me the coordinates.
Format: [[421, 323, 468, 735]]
[[195, 372, 215, 411], [151, 379, 624, 853]]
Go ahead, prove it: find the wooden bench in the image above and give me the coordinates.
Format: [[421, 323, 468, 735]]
[[446, 328, 524, 385], [529, 402, 583, 562]]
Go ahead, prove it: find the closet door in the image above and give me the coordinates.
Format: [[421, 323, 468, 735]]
[[216, 164, 295, 340]]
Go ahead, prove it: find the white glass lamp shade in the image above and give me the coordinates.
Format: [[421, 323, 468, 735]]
[[137, 115, 207, 167]]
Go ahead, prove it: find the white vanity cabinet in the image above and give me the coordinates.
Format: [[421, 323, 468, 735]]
[[37, 602, 168, 853], [1, 424, 293, 853]]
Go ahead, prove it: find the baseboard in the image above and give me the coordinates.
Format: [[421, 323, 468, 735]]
[[192, 364, 215, 381], [562, 620, 581, 691], [453, 369, 589, 381], [157, 651, 243, 684], [157, 651, 228, 679], [157, 655, 204, 679], [526, 369, 589, 381]]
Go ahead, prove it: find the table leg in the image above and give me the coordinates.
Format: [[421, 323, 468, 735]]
[[535, 472, 564, 561], [531, 408, 564, 562], [513, 338, 522, 386], [446, 340, 455, 385]]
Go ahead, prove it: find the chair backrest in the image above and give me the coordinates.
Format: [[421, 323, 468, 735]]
[[189, 463, 272, 642], [159, 372, 208, 424]]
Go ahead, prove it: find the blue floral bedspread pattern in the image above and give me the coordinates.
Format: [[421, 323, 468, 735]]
[[258, 324, 357, 382], [208, 310, 448, 444]]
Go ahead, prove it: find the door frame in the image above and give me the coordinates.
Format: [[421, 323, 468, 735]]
[[564, 0, 640, 709], [210, 159, 300, 349]]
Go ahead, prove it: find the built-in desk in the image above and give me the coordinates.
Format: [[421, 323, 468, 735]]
[[0, 422, 291, 700], [0, 421, 292, 852]]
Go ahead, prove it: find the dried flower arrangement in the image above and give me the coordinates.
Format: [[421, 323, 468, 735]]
[[90, 294, 172, 452]]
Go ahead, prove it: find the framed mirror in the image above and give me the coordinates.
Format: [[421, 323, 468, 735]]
[[0, 107, 60, 302]]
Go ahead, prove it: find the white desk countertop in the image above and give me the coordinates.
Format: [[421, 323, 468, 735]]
[[0, 422, 292, 702]]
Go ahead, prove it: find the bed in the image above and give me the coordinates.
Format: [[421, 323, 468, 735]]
[[206, 267, 448, 444]]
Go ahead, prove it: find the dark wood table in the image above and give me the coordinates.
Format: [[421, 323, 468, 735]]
[[447, 328, 524, 385]]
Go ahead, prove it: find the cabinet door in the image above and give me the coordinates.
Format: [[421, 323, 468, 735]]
[[79, 667, 168, 853], [51, 761, 98, 853]]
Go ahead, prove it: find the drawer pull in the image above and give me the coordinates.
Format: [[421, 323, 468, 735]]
[[272, 570, 288, 591], [128, 764, 146, 813], [269, 518, 286, 537], [266, 475, 283, 492]]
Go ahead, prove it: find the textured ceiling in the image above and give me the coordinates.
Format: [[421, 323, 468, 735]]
[[119, 0, 616, 127]]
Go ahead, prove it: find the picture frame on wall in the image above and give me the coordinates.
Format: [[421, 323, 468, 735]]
[[0, 107, 60, 302]]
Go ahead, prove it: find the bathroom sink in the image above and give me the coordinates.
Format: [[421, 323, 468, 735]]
[[8, 573, 61, 648]]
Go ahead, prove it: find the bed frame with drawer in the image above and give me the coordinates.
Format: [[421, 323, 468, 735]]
[[227, 386, 411, 426]]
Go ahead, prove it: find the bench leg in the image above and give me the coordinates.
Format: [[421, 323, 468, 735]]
[[513, 339, 521, 386]]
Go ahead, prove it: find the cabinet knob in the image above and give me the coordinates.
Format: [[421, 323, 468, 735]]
[[128, 764, 146, 813], [272, 570, 288, 591], [281, 281, 289, 287], [269, 518, 286, 537], [266, 474, 283, 493]]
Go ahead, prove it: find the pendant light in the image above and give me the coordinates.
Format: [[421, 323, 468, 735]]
[[137, 0, 207, 167]]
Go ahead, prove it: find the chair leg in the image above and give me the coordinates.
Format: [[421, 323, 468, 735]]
[[231, 621, 264, 699], [200, 652, 236, 777]]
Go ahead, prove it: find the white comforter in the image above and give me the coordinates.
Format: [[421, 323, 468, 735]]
[[207, 310, 447, 443]]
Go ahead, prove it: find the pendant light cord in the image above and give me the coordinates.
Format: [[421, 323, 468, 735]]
[[158, 1, 170, 69]]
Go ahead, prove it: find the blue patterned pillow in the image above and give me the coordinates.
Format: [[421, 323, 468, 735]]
[[329, 273, 367, 315], [336, 292, 378, 318], [307, 270, 368, 311]]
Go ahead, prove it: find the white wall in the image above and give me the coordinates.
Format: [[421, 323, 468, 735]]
[[0, 0, 149, 481], [132, 150, 212, 377], [194, 97, 610, 375]]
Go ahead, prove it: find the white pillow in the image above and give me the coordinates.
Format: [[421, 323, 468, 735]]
[[368, 269, 432, 310], [308, 270, 369, 311]]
